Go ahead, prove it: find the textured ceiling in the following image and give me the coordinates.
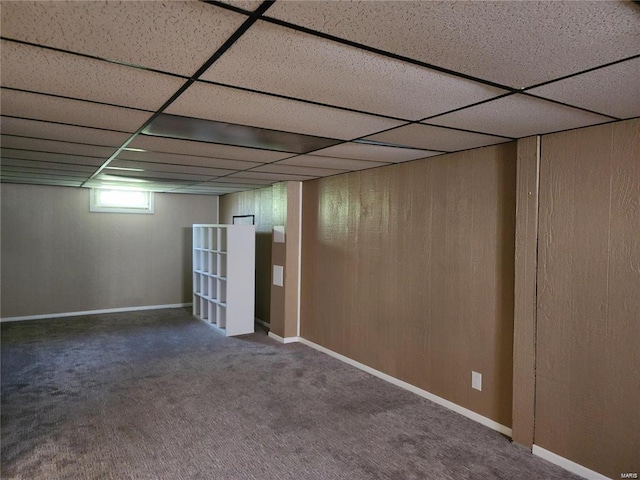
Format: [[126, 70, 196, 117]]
[[1, 0, 638, 195]]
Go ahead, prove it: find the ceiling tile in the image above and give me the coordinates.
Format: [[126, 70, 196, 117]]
[[0, 166, 90, 178], [365, 123, 510, 152], [129, 135, 293, 163], [527, 58, 640, 119], [1, 41, 185, 111], [251, 164, 347, 177], [0, 178, 83, 187], [104, 170, 216, 183], [0, 158, 97, 173], [202, 21, 506, 120], [211, 177, 278, 186], [2, 135, 117, 159], [0, 117, 130, 147], [116, 150, 260, 171], [107, 160, 236, 178], [0, 1, 248, 76], [86, 174, 193, 192], [0, 171, 87, 182], [1, 89, 152, 132], [197, 181, 273, 191], [228, 171, 316, 182], [166, 82, 403, 140], [427, 94, 612, 138], [267, 1, 640, 88], [312, 142, 439, 163], [217, 0, 264, 12], [279, 155, 391, 171], [0, 148, 106, 166]]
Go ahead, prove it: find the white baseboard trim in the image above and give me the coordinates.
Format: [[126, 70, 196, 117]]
[[532, 445, 611, 480], [268, 332, 300, 344], [255, 318, 270, 329], [298, 337, 512, 438], [0, 303, 193, 323]]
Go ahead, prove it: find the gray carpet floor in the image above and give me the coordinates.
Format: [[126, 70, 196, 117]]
[[1, 308, 580, 480]]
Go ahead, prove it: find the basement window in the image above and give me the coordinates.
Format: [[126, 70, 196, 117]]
[[90, 188, 154, 214]]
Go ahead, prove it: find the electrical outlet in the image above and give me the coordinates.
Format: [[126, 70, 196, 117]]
[[472, 371, 482, 391]]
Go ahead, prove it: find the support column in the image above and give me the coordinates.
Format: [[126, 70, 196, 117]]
[[512, 136, 540, 447]]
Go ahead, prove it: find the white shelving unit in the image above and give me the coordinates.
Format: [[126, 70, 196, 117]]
[[192, 224, 255, 336]]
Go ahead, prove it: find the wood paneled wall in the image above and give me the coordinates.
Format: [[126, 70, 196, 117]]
[[301, 143, 517, 427], [0, 184, 218, 318], [535, 119, 639, 478]]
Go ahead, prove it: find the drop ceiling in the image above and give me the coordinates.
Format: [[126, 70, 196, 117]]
[[1, 0, 638, 195]]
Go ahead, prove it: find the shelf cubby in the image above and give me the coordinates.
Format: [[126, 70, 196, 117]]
[[192, 224, 255, 336]]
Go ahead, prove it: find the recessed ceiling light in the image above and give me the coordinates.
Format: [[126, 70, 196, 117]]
[[122, 147, 147, 152]]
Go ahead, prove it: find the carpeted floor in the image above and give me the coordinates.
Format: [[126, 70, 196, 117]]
[[1, 308, 579, 480]]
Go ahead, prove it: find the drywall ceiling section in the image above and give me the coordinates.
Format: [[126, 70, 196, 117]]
[[1, 0, 638, 193]]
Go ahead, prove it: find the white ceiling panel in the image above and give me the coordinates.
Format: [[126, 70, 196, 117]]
[[211, 177, 278, 185], [0, 166, 90, 178], [129, 135, 292, 163], [202, 21, 506, 120], [0, 178, 84, 187], [267, 1, 640, 88], [0, 171, 87, 182], [251, 164, 347, 177], [104, 170, 216, 183], [116, 150, 260, 170], [1, 135, 116, 159], [527, 58, 640, 120], [166, 82, 403, 140], [279, 155, 391, 171], [1, 41, 185, 111], [0, 117, 130, 147], [428, 94, 613, 139], [227, 171, 315, 182], [1, 89, 152, 133], [107, 160, 237, 178], [193, 182, 273, 191], [217, 0, 264, 12], [312, 142, 439, 163], [365, 124, 511, 152], [0, 158, 97, 173], [0, 148, 106, 166], [0, 1, 248, 76]]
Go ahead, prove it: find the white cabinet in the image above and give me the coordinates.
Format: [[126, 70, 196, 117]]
[[192, 224, 255, 336]]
